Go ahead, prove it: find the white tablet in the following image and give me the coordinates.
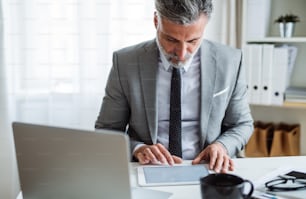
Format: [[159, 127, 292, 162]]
[[137, 164, 209, 186]]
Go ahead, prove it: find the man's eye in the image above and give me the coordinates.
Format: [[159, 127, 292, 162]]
[[188, 40, 198, 44], [167, 38, 177, 42]]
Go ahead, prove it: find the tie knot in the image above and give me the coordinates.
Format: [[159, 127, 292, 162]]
[[172, 67, 181, 81], [172, 67, 180, 73]]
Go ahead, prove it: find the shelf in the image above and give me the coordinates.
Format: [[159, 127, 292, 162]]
[[244, 0, 306, 155], [250, 101, 306, 109], [283, 101, 306, 108], [246, 37, 306, 43]]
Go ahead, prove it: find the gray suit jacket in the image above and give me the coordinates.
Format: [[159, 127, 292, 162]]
[[95, 39, 253, 158]]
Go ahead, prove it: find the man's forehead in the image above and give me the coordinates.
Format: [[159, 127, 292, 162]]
[[158, 16, 206, 41]]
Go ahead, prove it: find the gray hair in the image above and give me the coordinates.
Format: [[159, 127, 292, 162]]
[[155, 0, 213, 25]]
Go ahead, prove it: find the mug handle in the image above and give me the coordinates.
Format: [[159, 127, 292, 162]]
[[242, 179, 254, 199]]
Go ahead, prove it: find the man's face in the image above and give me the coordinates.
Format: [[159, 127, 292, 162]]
[[154, 13, 208, 68]]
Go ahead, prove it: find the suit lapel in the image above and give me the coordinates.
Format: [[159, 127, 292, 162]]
[[139, 40, 159, 143], [200, 40, 217, 148]]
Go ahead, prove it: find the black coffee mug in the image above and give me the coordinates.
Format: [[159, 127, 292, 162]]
[[200, 173, 254, 199]]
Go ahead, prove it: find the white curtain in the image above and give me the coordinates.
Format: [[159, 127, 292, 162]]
[[0, 72, 19, 198], [206, 0, 243, 48], [1, 0, 155, 198], [0, 1, 20, 198], [0, 0, 240, 198], [1, 0, 241, 130], [2, 0, 155, 129]]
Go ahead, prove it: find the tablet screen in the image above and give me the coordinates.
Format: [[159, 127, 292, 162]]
[[137, 164, 209, 186]]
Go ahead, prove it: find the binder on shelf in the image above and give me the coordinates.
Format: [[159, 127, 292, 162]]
[[281, 45, 298, 87], [243, 44, 294, 106], [249, 44, 263, 104], [260, 44, 274, 105], [271, 47, 289, 105]]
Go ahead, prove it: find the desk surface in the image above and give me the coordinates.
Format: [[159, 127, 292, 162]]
[[131, 156, 306, 199], [17, 156, 306, 199]]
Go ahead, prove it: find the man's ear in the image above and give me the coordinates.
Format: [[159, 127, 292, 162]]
[[154, 12, 158, 29]]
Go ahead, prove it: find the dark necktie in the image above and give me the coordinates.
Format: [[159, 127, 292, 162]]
[[168, 67, 182, 158]]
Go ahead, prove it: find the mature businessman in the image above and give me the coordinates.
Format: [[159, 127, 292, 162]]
[[95, 0, 253, 173]]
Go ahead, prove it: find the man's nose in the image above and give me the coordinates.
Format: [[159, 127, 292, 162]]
[[175, 43, 188, 61]]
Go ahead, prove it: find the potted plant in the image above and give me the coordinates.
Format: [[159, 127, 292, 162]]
[[274, 14, 300, 37]]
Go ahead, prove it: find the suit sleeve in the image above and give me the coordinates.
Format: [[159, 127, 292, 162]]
[[95, 52, 130, 131], [95, 51, 147, 157], [215, 51, 254, 157]]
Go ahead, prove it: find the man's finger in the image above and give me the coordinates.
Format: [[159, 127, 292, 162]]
[[229, 158, 235, 171], [143, 147, 158, 163], [172, 155, 183, 164], [221, 156, 229, 173], [136, 152, 149, 165], [192, 156, 201, 165], [156, 143, 175, 165], [213, 152, 224, 173], [192, 150, 206, 165], [150, 145, 168, 164], [209, 150, 218, 170]]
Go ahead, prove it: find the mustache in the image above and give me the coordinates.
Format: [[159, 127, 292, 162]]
[[164, 52, 192, 68], [165, 52, 192, 61]]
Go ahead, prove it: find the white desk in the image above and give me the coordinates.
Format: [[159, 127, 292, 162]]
[[17, 156, 306, 199], [130, 156, 306, 199]]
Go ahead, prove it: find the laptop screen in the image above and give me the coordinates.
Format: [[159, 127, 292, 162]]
[[12, 122, 132, 199]]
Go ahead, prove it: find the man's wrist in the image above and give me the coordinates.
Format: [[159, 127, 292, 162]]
[[133, 143, 146, 158]]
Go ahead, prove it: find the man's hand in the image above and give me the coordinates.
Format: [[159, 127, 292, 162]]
[[134, 143, 183, 165], [192, 142, 234, 173]]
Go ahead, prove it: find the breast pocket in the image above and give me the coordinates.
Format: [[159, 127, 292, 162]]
[[213, 87, 229, 98], [211, 87, 230, 122]]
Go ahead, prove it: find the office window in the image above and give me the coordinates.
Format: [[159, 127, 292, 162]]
[[1, 0, 239, 128]]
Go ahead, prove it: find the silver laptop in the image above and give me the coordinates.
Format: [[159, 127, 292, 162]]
[[12, 122, 135, 199]]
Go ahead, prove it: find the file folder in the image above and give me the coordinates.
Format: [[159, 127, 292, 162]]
[[261, 44, 274, 105], [271, 47, 289, 105], [250, 44, 263, 104]]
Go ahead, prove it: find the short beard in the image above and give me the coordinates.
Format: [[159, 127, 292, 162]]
[[156, 36, 199, 69], [163, 48, 192, 69]]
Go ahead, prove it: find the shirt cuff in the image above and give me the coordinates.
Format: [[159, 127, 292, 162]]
[[132, 143, 146, 155]]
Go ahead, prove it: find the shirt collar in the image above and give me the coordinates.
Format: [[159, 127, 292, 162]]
[[156, 38, 199, 72]]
